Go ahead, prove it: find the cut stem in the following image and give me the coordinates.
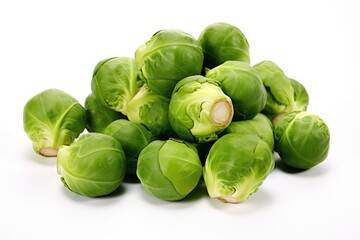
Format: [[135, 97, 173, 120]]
[[210, 99, 233, 127], [39, 148, 58, 157], [218, 196, 242, 204]]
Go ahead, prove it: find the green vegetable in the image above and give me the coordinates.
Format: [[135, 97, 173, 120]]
[[274, 111, 330, 169], [223, 113, 274, 151], [57, 133, 126, 197], [169, 75, 234, 143], [198, 22, 250, 69], [253, 61, 309, 121], [206, 61, 267, 120], [104, 119, 155, 175], [91, 57, 140, 115], [203, 133, 274, 203], [84, 93, 125, 133], [136, 139, 203, 201], [22, 22, 331, 204], [126, 84, 172, 138], [290, 78, 309, 112], [135, 29, 204, 97], [23, 89, 86, 157]]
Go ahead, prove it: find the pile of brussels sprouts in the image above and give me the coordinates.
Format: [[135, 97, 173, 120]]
[[23, 22, 330, 203]]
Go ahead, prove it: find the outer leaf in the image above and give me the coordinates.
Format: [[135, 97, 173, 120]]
[[253, 61, 294, 119], [126, 84, 172, 138], [158, 139, 202, 196], [136, 139, 202, 201], [136, 140, 183, 200], [223, 113, 274, 151], [290, 78, 309, 111]]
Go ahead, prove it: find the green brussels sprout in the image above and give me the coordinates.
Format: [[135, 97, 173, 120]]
[[206, 61, 267, 120], [57, 133, 126, 197], [203, 133, 275, 203], [103, 119, 155, 175], [136, 138, 203, 201], [198, 22, 250, 69], [169, 75, 234, 143], [135, 29, 204, 97], [91, 57, 140, 115], [84, 93, 125, 133], [23, 89, 86, 157], [253, 60, 309, 121], [223, 113, 274, 151], [126, 84, 172, 138], [274, 111, 330, 169], [290, 78, 309, 111]]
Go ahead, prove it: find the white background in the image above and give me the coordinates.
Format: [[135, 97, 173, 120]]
[[1, 0, 359, 239]]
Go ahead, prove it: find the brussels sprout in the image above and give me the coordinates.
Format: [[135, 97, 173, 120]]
[[206, 61, 267, 120], [169, 75, 234, 143], [104, 119, 155, 175], [253, 60, 294, 119], [290, 78, 309, 111], [253, 61, 309, 121], [126, 84, 172, 138], [198, 22, 250, 69], [203, 133, 274, 203], [23, 89, 86, 157], [136, 138, 202, 201], [84, 93, 125, 133], [223, 113, 274, 151], [91, 57, 140, 115], [57, 133, 126, 197], [274, 111, 330, 169], [135, 29, 204, 97]]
